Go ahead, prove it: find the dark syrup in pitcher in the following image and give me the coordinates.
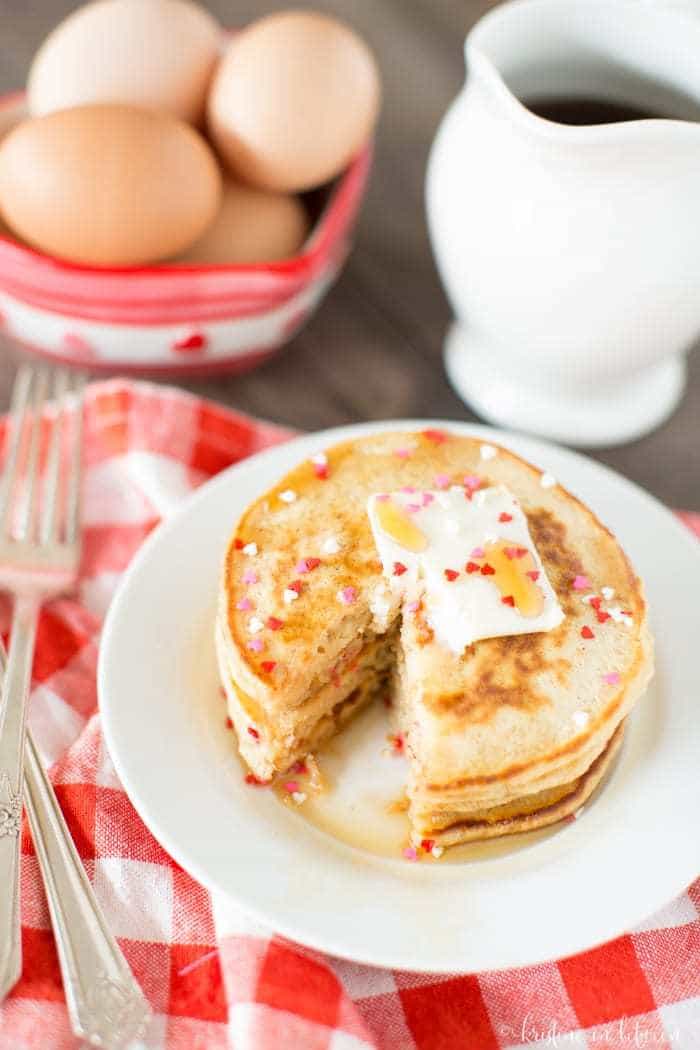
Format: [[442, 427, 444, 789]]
[[524, 95, 695, 125]]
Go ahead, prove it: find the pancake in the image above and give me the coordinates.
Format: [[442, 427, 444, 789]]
[[216, 429, 653, 848]]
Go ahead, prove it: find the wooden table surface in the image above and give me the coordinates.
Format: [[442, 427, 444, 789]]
[[0, 0, 698, 508]]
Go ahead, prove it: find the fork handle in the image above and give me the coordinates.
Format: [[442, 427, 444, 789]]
[[23, 731, 151, 1048], [0, 595, 39, 999]]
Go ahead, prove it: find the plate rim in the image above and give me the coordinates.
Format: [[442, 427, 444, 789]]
[[98, 418, 700, 972]]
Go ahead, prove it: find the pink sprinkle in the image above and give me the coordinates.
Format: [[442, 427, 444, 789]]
[[340, 586, 357, 605], [422, 493, 435, 506], [463, 475, 481, 491], [243, 570, 258, 585], [434, 474, 450, 490], [470, 546, 485, 558], [406, 503, 421, 513], [407, 601, 420, 613], [284, 781, 300, 793], [400, 486, 416, 494], [247, 639, 263, 652], [376, 493, 390, 503], [296, 559, 310, 574], [603, 672, 621, 685], [236, 597, 252, 611], [402, 847, 418, 861], [573, 575, 591, 591], [394, 448, 412, 459]]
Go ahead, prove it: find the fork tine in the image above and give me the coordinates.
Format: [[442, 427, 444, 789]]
[[17, 367, 49, 541], [0, 366, 33, 538], [64, 373, 86, 546], [39, 370, 70, 544]]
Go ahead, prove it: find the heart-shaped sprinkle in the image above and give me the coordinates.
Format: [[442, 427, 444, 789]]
[[338, 586, 358, 605], [466, 562, 480, 573], [247, 727, 260, 739], [434, 474, 450, 490], [236, 598, 252, 611], [501, 595, 515, 607], [603, 672, 620, 685], [266, 616, 284, 631], [589, 596, 602, 610], [444, 568, 459, 581], [421, 838, 435, 852], [498, 512, 513, 523], [247, 639, 263, 652], [393, 562, 408, 576], [288, 580, 303, 594], [596, 610, 611, 624], [422, 429, 447, 444], [470, 547, 485, 558], [573, 575, 591, 591], [225, 717, 233, 729], [172, 332, 207, 353], [463, 475, 481, 491], [526, 570, 540, 582], [261, 661, 276, 673], [481, 564, 495, 576], [234, 538, 245, 550], [403, 847, 418, 861], [245, 772, 269, 786], [581, 626, 595, 639]]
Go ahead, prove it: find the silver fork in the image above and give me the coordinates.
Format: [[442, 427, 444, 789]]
[[0, 366, 150, 1047]]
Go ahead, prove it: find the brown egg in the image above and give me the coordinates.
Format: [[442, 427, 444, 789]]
[[28, 0, 221, 126], [0, 105, 221, 267], [174, 179, 309, 265], [207, 11, 381, 193]]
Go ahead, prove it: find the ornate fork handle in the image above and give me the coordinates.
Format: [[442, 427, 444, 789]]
[[0, 595, 39, 999], [23, 729, 151, 1048]]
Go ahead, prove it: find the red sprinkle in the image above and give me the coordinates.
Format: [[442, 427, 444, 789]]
[[314, 463, 329, 480], [225, 717, 233, 730], [305, 557, 322, 572], [501, 595, 515, 607], [422, 429, 448, 444], [590, 596, 602, 610], [247, 726, 260, 740], [389, 733, 404, 753], [444, 568, 459, 581], [261, 660, 276, 673], [266, 616, 284, 631], [481, 564, 495, 576], [581, 626, 595, 639], [466, 561, 480, 574], [420, 838, 435, 852], [288, 580, 303, 594], [596, 610, 611, 624], [498, 512, 513, 523], [291, 760, 308, 775], [234, 538, 245, 550], [526, 570, 540, 582], [244, 773, 269, 787], [393, 562, 408, 576]]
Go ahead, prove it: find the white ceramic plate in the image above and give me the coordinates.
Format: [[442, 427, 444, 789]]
[[99, 421, 700, 973]]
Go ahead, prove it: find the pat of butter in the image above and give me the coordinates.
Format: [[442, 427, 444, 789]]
[[367, 485, 564, 653]]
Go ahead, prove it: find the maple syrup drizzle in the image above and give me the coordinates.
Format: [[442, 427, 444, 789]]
[[375, 498, 428, 552], [474, 540, 544, 617]]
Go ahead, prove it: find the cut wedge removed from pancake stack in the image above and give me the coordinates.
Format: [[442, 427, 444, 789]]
[[216, 430, 653, 850]]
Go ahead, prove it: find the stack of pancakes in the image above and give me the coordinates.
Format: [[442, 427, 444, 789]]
[[216, 430, 653, 849]]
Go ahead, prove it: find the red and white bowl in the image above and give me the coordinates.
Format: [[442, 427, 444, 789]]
[[0, 93, 371, 376]]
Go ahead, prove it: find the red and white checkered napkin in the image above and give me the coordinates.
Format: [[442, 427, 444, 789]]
[[0, 379, 698, 1050]]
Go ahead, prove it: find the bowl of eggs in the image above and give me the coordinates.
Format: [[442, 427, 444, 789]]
[[0, 0, 379, 375]]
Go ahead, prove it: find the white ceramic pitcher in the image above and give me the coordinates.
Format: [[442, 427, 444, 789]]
[[427, 0, 700, 446]]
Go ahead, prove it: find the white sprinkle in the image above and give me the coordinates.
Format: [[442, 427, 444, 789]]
[[480, 444, 497, 461], [540, 472, 557, 489], [443, 517, 460, 536], [279, 489, 297, 503], [248, 617, 264, 634], [473, 489, 488, 507], [242, 542, 258, 556], [283, 588, 299, 605], [431, 845, 444, 858], [321, 536, 341, 555], [311, 452, 327, 466], [620, 613, 633, 627], [572, 710, 589, 729], [601, 586, 615, 600], [291, 791, 307, 805], [581, 593, 598, 605]]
